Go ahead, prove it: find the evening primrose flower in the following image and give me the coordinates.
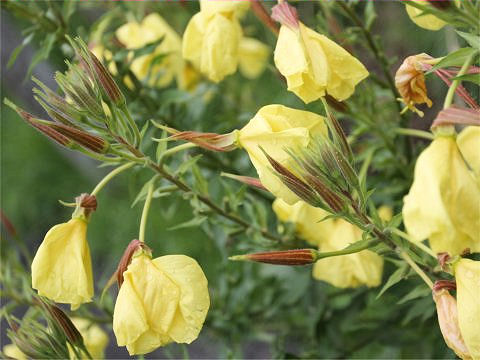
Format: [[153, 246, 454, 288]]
[[238, 104, 327, 205], [403, 130, 480, 256], [395, 54, 433, 116], [238, 37, 270, 79], [116, 13, 183, 87], [69, 318, 109, 359], [31, 194, 96, 310], [405, 1, 446, 31], [113, 250, 210, 355], [454, 259, 480, 359], [182, 11, 242, 82], [272, 2, 368, 103]]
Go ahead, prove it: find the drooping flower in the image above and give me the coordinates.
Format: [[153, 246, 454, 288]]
[[403, 129, 480, 256], [395, 53, 433, 116], [116, 13, 183, 88], [238, 104, 328, 205], [457, 126, 480, 177], [182, 11, 242, 83], [272, 2, 368, 103], [31, 194, 96, 310], [454, 258, 480, 359], [113, 249, 210, 355], [238, 37, 270, 79], [405, 0, 446, 31], [69, 318, 109, 359]]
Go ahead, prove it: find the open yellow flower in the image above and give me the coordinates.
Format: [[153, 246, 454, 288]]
[[31, 217, 93, 310], [405, 1, 446, 31], [457, 126, 480, 177], [116, 13, 183, 87], [238, 37, 270, 79], [113, 252, 210, 355], [183, 11, 242, 83], [238, 104, 327, 205], [403, 131, 480, 256], [272, 4, 368, 103], [455, 259, 480, 359], [69, 318, 109, 359]]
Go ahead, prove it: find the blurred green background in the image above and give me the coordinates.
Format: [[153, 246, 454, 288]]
[[1, 1, 465, 358]]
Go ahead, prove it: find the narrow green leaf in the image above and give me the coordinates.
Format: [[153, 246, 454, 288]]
[[168, 216, 207, 231], [429, 48, 479, 73], [449, 73, 480, 85], [26, 33, 56, 80], [457, 31, 480, 49], [176, 154, 202, 175], [7, 33, 34, 69], [376, 265, 409, 299], [397, 285, 431, 304]]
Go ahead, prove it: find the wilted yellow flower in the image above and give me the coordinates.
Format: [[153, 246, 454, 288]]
[[457, 126, 480, 177], [433, 289, 471, 359], [395, 54, 433, 116], [69, 318, 109, 359], [273, 4, 368, 103], [113, 252, 210, 355], [238, 104, 327, 205], [313, 219, 384, 288], [116, 13, 183, 87], [31, 217, 93, 310], [238, 37, 270, 79], [455, 259, 480, 359], [2, 344, 26, 360], [183, 12, 242, 83], [405, 1, 446, 31], [403, 132, 480, 256], [272, 198, 334, 246]]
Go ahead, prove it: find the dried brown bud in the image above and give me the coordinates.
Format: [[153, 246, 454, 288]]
[[230, 249, 318, 266], [76, 193, 97, 212], [116, 239, 151, 287]]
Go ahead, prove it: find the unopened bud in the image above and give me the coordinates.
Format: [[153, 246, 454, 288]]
[[41, 301, 84, 347], [49, 123, 109, 153], [89, 50, 125, 106], [230, 249, 318, 265], [271, 2, 299, 30], [221, 173, 266, 190], [304, 174, 344, 213]]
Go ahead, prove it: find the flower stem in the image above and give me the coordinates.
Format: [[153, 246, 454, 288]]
[[159, 142, 197, 165], [120, 105, 141, 147], [443, 53, 476, 109], [138, 178, 156, 243], [90, 162, 135, 196], [400, 250, 434, 289], [394, 128, 434, 141], [391, 228, 437, 259]]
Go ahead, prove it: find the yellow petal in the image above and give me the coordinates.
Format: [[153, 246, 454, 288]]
[[200, 0, 250, 19], [403, 136, 480, 256], [238, 37, 270, 79], [182, 13, 206, 71], [31, 218, 93, 309], [313, 220, 383, 288], [153, 255, 210, 344], [3, 344, 27, 360], [70, 318, 109, 359], [239, 104, 327, 204], [405, 2, 446, 31], [457, 126, 480, 177], [455, 259, 480, 359]]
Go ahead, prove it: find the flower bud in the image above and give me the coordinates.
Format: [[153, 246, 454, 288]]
[[89, 49, 126, 106], [49, 123, 109, 154], [230, 249, 318, 266], [221, 173, 266, 190], [160, 126, 238, 152]]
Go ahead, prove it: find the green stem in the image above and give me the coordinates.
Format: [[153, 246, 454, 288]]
[[314, 239, 378, 259], [391, 228, 437, 259], [121, 105, 141, 148], [394, 128, 434, 141], [400, 250, 434, 289], [139, 179, 156, 243], [159, 142, 197, 165], [90, 162, 135, 196], [443, 53, 476, 109]]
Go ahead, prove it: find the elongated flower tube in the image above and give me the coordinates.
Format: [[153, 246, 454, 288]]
[[113, 248, 210, 355], [405, 0, 446, 31], [238, 104, 328, 205], [454, 259, 480, 359], [272, 2, 368, 103], [31, 194, 96, 310], [403, 129, 480, 256], [116, 13, 183, 88]]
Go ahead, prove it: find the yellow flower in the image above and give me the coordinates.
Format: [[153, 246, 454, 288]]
[[405, 1, 446, 31], [403, 132, 480, 256], [272, 198, 334, 246], [395, 54, 433, 116], [455, 259, 480, 359], [2, 344, 26, 360], [31, 218, 93, 310], [113, 252, 210, 355], [238, 104, 327, 205], [238, 37, 270, 79], [116, 13, 183, 87], [69, 318, 109, 359], [177, 62, 201, 92], [182, 12, 242, 83], [433, 289, 471, 359], [199, 0, 250, 18], [274, 22, 368, 103], [457, 126, 480, 177], [313, 219, 383, 288]]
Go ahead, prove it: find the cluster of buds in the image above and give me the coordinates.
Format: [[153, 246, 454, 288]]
[[5, 37, 140, 159]]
